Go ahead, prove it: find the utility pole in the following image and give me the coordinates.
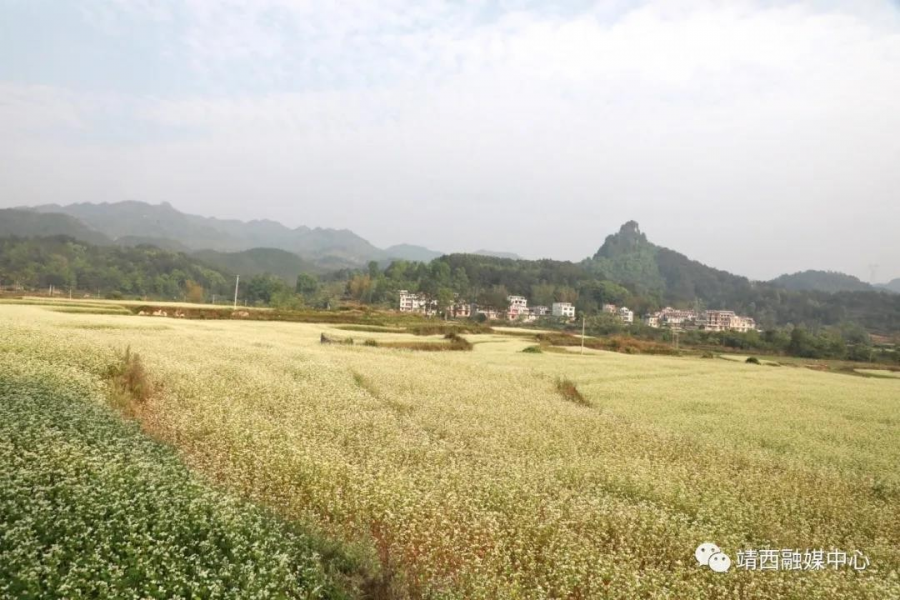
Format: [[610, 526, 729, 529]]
[[581, 313, 586, 355], [233, 275, 240, 309]]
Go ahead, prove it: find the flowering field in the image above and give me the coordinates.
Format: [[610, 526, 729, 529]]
[[2, 304, 898, 599], [0, 315, 355, 598]]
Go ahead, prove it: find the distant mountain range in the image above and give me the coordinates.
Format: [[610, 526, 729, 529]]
[[23, 201, 429, 263], [472, 249, 523, 260], [4, 202, 898, 299], [3, 209, 899, 332], [1, 209, 112, 246], [876, 279, 900, 294], [8, 201, 454, 276]]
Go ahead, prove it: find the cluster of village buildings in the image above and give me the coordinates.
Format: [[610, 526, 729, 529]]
[[642, 306, 758, 332], [398, 291, 758, 332], [398, 290, 574, 323]]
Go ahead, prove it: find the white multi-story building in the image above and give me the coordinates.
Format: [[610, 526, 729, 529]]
[[398, 290, 437, 315], [552, 302, 576, 318], [398, 290, 420, 312], [447, 302, 471, 319], [729, 315, 757, 333], [507, 295, 529, 320], [618, 306, 634, 324], [644, 307, 700, 330], [703, 310, 737, 332], [702, 310, 757, 332]]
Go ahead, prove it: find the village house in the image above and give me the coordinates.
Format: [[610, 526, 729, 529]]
[[531, 305, 550, 317], [645, 307, 699, 330], [447, 301, 471, 319], [475, 307, 501, 320], [644, 306, 757, 333], [398, 290, 437, 316], [601, 303, 634, 324], [398, 290, 422, 312], [552, 302, 576, 319], [507, 295, 529, 320], [704, 310, 757, 333]]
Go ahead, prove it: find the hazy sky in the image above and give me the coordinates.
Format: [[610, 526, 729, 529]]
[[2, 1, 899, 282]]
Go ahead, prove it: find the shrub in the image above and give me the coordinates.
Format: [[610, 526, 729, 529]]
[[104, 347, 152, 412], [364, 339, 379, 347], [522, 345, 543, 354], [746, 356, 761, 365], [555, 377, 590, 407]]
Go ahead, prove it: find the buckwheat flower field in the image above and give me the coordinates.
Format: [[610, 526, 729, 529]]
[[1, 304, 898, 599]]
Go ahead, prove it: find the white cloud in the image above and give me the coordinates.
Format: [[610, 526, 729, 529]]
[[1, 0, 899, 280]]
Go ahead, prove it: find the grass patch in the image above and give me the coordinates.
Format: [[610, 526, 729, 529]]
[[334, 324, 406, 334], [522, 345, 544, 354], [536, 333, 678, 356], [405, 323, 493, 336], [321, 333, 355, 345], [854, 369, 900, 379], [352, 370, 379, 397], [103, 347, 152, 415], [378, 335, 473, 352], [555, 377, 590, 407], [0, 359, 356, 599], [45, 306, 132, 315]]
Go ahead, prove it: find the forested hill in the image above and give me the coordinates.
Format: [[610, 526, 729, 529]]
[[0, 209, 112, 246], [0, 236, 233, 299], [2, 222, 899, 333], [771, 270, 877, 293], [375, 222, 900, 333], [584, 220, 755, 306], [193, 247, 326, 281], [879, 278, 900, 294]]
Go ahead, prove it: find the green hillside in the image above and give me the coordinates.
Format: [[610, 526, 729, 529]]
[[193, 247, 324, 281], [0, 236, 233, 298], [772, 270, 876, 293], [0, 209, 111, 246]]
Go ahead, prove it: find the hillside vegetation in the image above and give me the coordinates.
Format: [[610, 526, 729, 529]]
[[771, 270, 876, 293], [0, 209, 111, 246], [3, 215, 900, 333], [0, 236, 233, 298], [194, 247, 326, 279]]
